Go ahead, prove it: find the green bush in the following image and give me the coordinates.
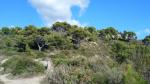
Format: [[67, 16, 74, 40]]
[[1, 27, 10, 35], [46, 34, 73, 49], [112, 41, 130, 63], [92, 67, 124, 84], [51, 53, 69, 66], [2, 56, 45, 76], [92, 72, 108, 84], [123, 65, 147, 84]]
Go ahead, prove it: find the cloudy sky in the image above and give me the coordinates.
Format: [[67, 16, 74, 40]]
[[0, 0, 150, 39]]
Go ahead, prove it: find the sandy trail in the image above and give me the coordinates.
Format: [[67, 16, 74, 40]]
[[0, 58, 53, 84]]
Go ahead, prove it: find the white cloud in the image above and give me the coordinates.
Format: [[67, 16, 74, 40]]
[[136, 28, 150, 39], [28, 0, 90, 26], [144, 28, 150, 33], [136, 28, 150, 35]]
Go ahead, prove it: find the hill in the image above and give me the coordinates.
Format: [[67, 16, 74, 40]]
[[0, 22, 150, 84]]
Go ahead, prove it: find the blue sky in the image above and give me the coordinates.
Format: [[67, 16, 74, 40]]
[[0, 0, 150, 39]]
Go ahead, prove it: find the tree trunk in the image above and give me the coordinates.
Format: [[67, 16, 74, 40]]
[[39, 47, 42, 51], [38, 44, 42, 52]]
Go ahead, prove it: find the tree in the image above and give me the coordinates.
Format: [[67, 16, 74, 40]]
[[71, 28, 90, 48], [51, 22, 71, 33], [10, 27, 22, 35], [27, 35, 49, 51], [86, 26, 96, 34], [122, 31, 137, 41], [37, 27, 51, 35], [142, 35, 150, 46], [98, 30, 107, 40], [16, 36, 27, 52], [1, 27, 10, 35], [24, 25, 37, 36], [98, 27, 119, 40], [34, 36, 46, 51], [45, 34, 72, 49]]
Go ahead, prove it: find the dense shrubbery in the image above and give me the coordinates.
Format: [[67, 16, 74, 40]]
[[0, 22, 149, 83], [112, 41, 130, 64], [2, 56, 45, 76]]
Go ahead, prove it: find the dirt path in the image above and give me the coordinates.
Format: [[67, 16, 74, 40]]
[[0, 58, 53, 84]]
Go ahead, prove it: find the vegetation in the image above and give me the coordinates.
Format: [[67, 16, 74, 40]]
[[2, 56, 45, 76], [0, 22, 149, 84]]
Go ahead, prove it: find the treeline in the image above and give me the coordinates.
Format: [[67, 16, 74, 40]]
[[0, 22, 150, 52]]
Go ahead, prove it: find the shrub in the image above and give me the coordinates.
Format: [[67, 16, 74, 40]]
[[15, 36, 27, 52], [92, 67, 124, 84], [1, 27, 10, 35], [51, 53, 69, 66], [92, 72, 108, 84], [46, 34, 73, 49], [41, 65, 73, 84], [41, 65, 92, 84], [71, 28, 91, 48], [112, 41, 130, 64], [123, 65, 147, 84], [98, 27, 118, 40], [2, 56, 45, 76]]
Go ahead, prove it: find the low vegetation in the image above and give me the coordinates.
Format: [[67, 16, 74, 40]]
[[2, 56, 45, 76]]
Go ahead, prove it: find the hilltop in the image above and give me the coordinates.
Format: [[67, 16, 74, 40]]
[[0, 22, 150, 84]]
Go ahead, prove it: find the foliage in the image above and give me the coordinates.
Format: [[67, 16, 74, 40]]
[[34, 36, 46, 51], [122, 31, 137, 41], [112, 41, 130, 63], [16, 36, 27, 52], [2, 56, 45, 76], [98, 27, 119, 40], [0, 22, 149, 83], [1, 27, 10, 35], [46, 33, 73, 49], [23, 25, 37, 36], [85, 26, 97, 34], [10, 27, 22, 35], [71, 28, 91, 48], [37, 27, 51, 35], [92, 68, 124, 84], [143, 35, 150, 45], [123, 65, 147, 84], [51, 22, 71, 33]]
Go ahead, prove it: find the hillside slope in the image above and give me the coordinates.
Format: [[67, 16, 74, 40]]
[[0, 22, 149, 84]]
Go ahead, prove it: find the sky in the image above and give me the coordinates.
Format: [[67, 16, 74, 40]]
[[0, 0, 150, 39]]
